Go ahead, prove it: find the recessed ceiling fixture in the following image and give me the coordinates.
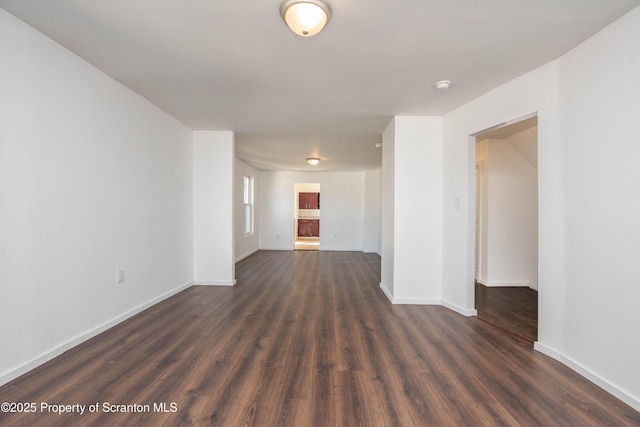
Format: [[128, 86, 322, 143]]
[[280, 0, 332, 37], [374, 142, 382, 148], [306, 157, 321, 166], [434, 80, 451, 90]]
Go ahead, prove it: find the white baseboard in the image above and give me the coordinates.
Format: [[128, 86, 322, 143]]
[[0, 281, 194, 387], [481, 280, 532, 288], [442, 300, 477, 317], [362, 249, 382, 256], [391, 297, 442, 305], [561, 354, 640, 412], [319, 247, 363, 252], [257, 247, 376, 253], [258, 246, 294, 251], [533, 341, 562, 361], [235, 248, 258, 262], [194, 280, 235, 286], [379, 282, 393, 302], [533, 342, 640, 411], [378, 286, 476, 316]]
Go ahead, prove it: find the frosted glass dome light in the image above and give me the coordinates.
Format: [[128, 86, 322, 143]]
[[280, 0, 332, 37]]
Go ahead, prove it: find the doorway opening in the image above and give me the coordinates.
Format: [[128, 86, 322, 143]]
[[294, 183, 320, 251], [473, 115, 539, 343]]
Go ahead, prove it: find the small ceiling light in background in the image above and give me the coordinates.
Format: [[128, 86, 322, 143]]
[[434, 80, 451, 90], [280, 0, 332, 37], [374, 142, 382, 148], [306, 157, 321, 166]]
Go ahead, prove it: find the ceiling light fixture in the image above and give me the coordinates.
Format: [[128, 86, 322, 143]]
[[280, 0, 332, 37], [434, 80, 451, 90], [306, 157, 321, 166]]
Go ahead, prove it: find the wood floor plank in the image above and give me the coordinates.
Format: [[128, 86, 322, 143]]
[[0, 250, 638, 426], [475, 282, 538, 343]]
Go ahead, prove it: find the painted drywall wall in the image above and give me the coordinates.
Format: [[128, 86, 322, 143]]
[[294, 183, 321, 198], [363, 169, 382, 254], [380, 120, 395, 298], [442, 63, 562, 339], [557, 6, 640, 409], [392, 117, 444, 304], [477, 137, 538, 289], [475, 141, 489, 284], [235, 158, 259, 262], [193, 131, 235, 285], [442, 6, 640, 409], [259, 171, 366, 251], [0, 9, 193, 385], [508, 126, 538, 168]]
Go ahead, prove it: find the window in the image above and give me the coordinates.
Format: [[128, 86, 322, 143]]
[[243, 175, 254, 235]]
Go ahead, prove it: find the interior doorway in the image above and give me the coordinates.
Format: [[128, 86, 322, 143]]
[[473, 115, 539, 343], [293, 183, 320, 251]]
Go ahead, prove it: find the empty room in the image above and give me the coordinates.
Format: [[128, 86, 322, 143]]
[[1, 1, 640, 425]]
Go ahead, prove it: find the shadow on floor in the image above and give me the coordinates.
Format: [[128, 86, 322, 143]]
[[475, 282, 538, 344]]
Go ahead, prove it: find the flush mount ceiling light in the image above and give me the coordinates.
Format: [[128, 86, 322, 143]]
[[280, 0, 332, 37], [434, 80, 452, 90], [307, 157, 321, 166]]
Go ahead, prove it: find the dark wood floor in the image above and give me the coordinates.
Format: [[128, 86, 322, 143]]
[[1, 251, 638, 426], [475, 282, 538, 344]]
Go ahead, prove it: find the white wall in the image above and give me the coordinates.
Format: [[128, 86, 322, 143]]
[[193, 131, 235, 285], [294, 182, 321, 199], [442, 63, 562, 335], [557, 6, 640, 409], [235, 158, 259, 262], [259, 171, 365, 251], [0, 9, 193, 385], [392, 117, 444, 304], [363, 169, 382, 254], [508, 126, 538, 168], [381, 120, 395, 298], [381, 117, 444, 305], [441, 6, 640, 409], [477, 137, 538, 289]]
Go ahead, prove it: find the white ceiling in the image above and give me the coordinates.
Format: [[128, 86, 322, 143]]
[[1, 0, 638, 171]]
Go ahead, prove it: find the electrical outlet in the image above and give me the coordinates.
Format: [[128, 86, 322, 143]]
[[116, 269, 125, 284]]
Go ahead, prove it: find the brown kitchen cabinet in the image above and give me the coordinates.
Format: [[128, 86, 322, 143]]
[[298, 219, 320, 237], [299, 192, 320, 209]]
